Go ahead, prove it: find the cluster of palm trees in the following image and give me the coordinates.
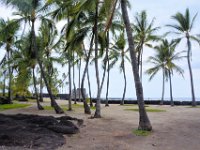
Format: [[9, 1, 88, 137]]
[[0, 0, 199, 131]]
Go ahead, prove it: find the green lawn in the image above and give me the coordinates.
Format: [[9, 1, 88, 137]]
[[0, 103, 31, 111]]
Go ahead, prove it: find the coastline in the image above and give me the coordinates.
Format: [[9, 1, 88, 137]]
[[90, 98, 200, 105]]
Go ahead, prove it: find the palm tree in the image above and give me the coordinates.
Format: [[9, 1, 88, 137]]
[[109, 31, 130, 105], [120, 0, 152, 130], [60, 13, 92, 114], [164, 39, 185, 106], [146, 46, 168, 105], [11, 35, 44, 110], [94, 0, 124, 117], [167, 8, 199, 106], [146, 39, 184, 105], [133, 10, 159, 82], [0, 0, 64, 113], [0, 18, 20, 103]]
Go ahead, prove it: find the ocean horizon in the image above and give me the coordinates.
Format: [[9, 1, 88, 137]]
[[101, 97, 200, 101]]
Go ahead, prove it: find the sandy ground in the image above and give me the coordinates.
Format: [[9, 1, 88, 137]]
[[1, 100, 200, 150]]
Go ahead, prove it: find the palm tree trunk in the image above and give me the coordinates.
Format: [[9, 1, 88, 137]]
[[39, 72, 43, 102], [87, 68, 93, 107], [68, 59, 72, 111], [82, 43, 93, 107], [38, 60, 64, 114], [169, 70, 174, 106], [121, 0, 152, 131], [81, 33, 95, 114], [161, 68, 165, 105], [105, 62, 110, 107], [99, 32, 110, 92], [120, 65, 126, 105], [7, 50, 12, 104], [31, 17, 64, 114], [105, 32, 110, 107], [140, 47, 144, 82], [32, 67, 43, 110], [187, 37, 196, 106], [94, 1, 101, 118], [78, 58, 82, 101], [72, 52, 77, 104], [3, 71, 6, 97]]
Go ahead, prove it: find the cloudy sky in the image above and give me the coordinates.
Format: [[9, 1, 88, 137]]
[[0, 0, 200, 100]]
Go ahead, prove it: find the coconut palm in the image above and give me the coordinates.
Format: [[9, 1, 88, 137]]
[[11, 35, 44, 110], [133, 10, 160, 82], [60, 12, 92, 114], [146, 39, 184, 105], [167, 8, 200, 106], [120, 0, 152, 130], [37, 18, 63, 107], [0, 0, 64, 113], [48, 0, 92, 112], [164, 40, 185, 106], [94, 0, 125, 117], [109, 31, 130, 105], [0, 18, 20, 103]]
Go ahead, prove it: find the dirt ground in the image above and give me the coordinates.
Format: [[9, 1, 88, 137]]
[[1, 100, 200, 150]]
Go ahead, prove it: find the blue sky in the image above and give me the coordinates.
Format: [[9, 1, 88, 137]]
[[0, 1, 200, 100]]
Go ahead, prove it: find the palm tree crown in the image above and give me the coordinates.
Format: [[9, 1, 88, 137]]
[[167, 8, 199, 106]]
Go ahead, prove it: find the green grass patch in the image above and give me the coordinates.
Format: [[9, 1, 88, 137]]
[[133, 129, 152, 136], [72, 104, 83, 108], [27, 99, 36, 102], [121, 104, 149, 107], [43, 104, 83, 111], [43, 105, 67, 111], [125, 108, 166, 112], [0, 103, 31, 111], [120, 104, 137, 106], [90, 106, 96, 110]]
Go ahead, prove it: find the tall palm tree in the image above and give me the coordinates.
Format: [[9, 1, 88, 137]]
[[49, 0, 90, 112], [133, 10, 159, 82], [120, 0, 152, 130], [146, 46, 168, 105], [12, 35, 43, 110], [164, 39, 185, 106], [0, 0, 64, 113], [146, 39, 184, 105], [0, 18, 20, 103], [94, 0, 124, 117], [167, 8, 199, 106], [60, 12, 92, 114], [109, 31, 130, 105]]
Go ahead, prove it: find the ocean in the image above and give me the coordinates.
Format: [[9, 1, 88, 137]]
[[102, 97, 200, 101]]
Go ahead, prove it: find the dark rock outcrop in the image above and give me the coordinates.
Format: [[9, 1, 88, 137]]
[[0, 97, 10, 104], [0, 114, 83, 150]]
